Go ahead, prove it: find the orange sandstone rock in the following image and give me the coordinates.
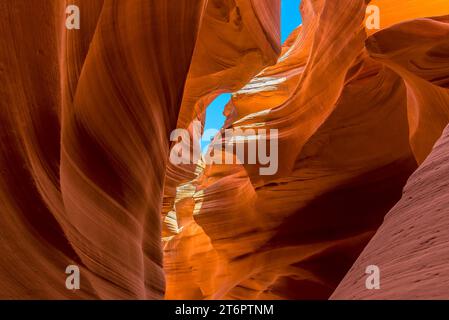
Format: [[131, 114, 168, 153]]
[[1, 0, 449, 301], [0, 0, 207, 299], [331, 124, 449, 299], [163, 0, 449, 300]]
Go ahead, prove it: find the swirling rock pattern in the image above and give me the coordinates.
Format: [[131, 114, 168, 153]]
[[164, 0, 449, 300], [0, 0, 208, 299], [332, 15, 449, 300], [331, 124, 449, 299], [1, 0, 449, 300], [0, 0, 279, 299]]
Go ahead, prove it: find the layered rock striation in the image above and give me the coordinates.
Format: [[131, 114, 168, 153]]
[[1, 0, 449, 300], [0, 0, 280, 299], [164, 0, 449, 299]]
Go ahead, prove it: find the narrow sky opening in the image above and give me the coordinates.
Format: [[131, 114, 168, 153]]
[[281, 0, 302, 43], [201, 1, 302, 153], [201, 93, 231, 152]]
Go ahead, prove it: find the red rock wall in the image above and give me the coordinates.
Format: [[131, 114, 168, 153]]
[[163, 0, 449, 300], [0, 0, 280, 299], [331, 13, 449, 300], [331, 124, 449, 299], [2, 0, 449, 300], [0, 0, 208, 299]]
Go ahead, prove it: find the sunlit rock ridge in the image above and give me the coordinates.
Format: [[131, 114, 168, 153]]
[[0, 0, 449, 299]]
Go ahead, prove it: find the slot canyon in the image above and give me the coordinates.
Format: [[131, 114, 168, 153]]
[[1, 0, 449, 299]]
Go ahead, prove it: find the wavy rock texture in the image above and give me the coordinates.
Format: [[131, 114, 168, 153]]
[[159, 0, 282, 299], [59, 0, 214, 299], [162, 0, 281, 225], [0, 0, 208, 299], [331, 124, 449, 299], [2, 0, 449, 300], [0, 0, 280, 299], [163, 0, 449, 300], [332, 16, 449, 300]]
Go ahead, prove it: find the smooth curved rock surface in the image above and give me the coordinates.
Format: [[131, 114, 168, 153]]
[[163, 0, 449, 300], [2, 0, 449, 300], [0, 0, 207, 299], [0, 0, 280, 300], [331, 124, 449, 299], [162, 0, 281, 221]]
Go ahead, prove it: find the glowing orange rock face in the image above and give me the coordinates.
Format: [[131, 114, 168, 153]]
[[332, 15, 449, 300], [1, 0, 449, 300], [331, 124, 449, 299], [161, 0, 281, 240], [164, 0, 449, 300], [0, 0, 279, 299], [0, 0, 208, 299]]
